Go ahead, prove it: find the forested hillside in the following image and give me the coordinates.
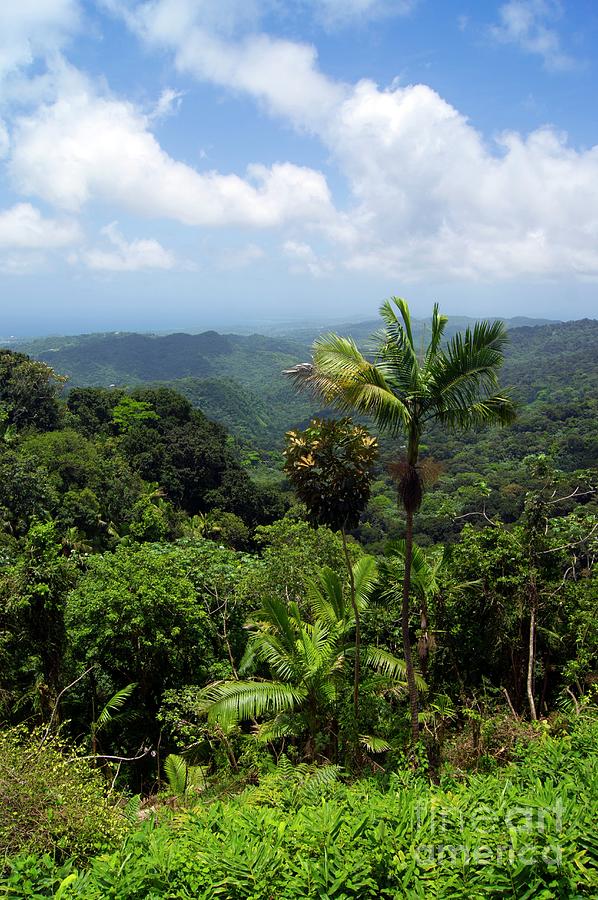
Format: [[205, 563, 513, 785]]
[[1, 310, 596, 898]]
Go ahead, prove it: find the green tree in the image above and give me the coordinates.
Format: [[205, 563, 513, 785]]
[[235, 518, 348, 614], [65, 544, 214, 729], [0, 350, 64, 432], [283, 418, 378, 717], [287, 297, 515, 743], [201, 558, 417, 761], [0, 521, 78, 718]]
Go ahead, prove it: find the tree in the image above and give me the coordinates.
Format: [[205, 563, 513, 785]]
[[286, 297, 515, 744], [0, 350, 64, 432], [0, 521, 78, 718], [200, 558, 418, 761], [283, 418, 378, 718], [379, 540, 443, 681]]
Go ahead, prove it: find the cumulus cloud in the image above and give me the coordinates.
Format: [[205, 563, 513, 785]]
[[111, 0, 598, 281], [7, 0, 598, 284], [9, 69, 336, 227], [0, 0, 80, 81], [490, 0, 576, 71], [326, 81, 598, 279], [77, 222, 180, 272], [0, 202, 80, 248], [112, 0, 346, 130]]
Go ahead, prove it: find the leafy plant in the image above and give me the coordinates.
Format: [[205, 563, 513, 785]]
[[199, 559, 418, 760], [287, 297, 515, 743]]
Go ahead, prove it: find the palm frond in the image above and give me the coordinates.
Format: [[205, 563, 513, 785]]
[[254, 714, 301, 743], [251, 595, 298, 652], [96, 682, 137, 731], [381, 540, 439, 602], [310, 336, 412, 434], [308, 567, 346, 625], [423, 302, 448, 371], [426, 319, 513, 423], [200, 680, 307, 727], [352, 555, 378, 608], [362, 645, 427, 690], [249, 632, 300, 682], [378, 298, 419, 387], [435, 395, 516, 430], [359, 734, 392, 753]]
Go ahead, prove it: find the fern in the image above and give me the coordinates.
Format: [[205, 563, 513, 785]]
[[164, 754, 187, 797]]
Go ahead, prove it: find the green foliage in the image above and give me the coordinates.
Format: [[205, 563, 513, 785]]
[[3, 720, 596, 898], [0, 727, 124, 861], [111, 395, 158, 433], [236, 518, 349, 611], [163, 753, 207, 800], [65, 543, 214, 715], [0, 349, 64, 432], [431, 510, 597, 710], [200, 558, 412, 759], [0, 521, 78, 718], [284, 418, 378, 531]]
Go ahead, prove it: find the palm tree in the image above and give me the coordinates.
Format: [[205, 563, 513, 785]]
[[199, 558, 422, 760], [285, 297, 515, 744], [283, 417, 378, 719], [380, 540, 442, 680]]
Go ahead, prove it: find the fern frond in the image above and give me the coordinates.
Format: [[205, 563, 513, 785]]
[[164, 753, 187, 797]]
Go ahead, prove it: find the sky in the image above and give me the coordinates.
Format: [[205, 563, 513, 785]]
[[1, 0, 598, 336]]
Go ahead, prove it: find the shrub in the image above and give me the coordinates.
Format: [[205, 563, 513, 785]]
[[0, 727, 125, 861]]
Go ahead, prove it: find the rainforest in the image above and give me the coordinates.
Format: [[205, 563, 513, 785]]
[[0, 302, 596, 898]]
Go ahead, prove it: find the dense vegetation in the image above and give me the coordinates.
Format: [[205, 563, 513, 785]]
[[0, 308, 596, 897]]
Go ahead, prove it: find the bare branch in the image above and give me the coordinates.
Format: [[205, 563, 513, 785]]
[[541, 521, 598, 554], [39, 665, 95, 746]]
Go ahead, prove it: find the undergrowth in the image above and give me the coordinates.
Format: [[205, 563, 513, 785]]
[[1, 717, 596, 899]]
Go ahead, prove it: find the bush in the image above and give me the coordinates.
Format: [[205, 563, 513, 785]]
[[2, 721, 596, 897], [0, 727, 125, 861]]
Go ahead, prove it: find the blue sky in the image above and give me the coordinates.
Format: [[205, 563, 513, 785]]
[[1, 0, 597, 335]]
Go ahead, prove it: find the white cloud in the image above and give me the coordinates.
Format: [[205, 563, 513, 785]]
[[325, 80, 598, 279], [114, 1, 346, 130], [490, 0, 576, 71], [0, 0, 80, 81], [9, 69, 336, 227], [114, 2, 598, 281], [283, 239, 333, 277], [150, 87, 184, 121], [0, 120, 9, 157], [0, 251, 47, 275], [8, 0, 597, 285], [78, 222, 180, 271], [0, 202, 80, 248]]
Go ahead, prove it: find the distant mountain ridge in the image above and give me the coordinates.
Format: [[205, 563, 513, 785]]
[[5, 317, 596, 452]]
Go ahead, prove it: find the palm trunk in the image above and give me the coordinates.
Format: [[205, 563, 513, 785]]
[[402, 507, 420, 745], [419, 596, 430, 679], [527, 577, 538, 721], [342, 528, 360, 721]]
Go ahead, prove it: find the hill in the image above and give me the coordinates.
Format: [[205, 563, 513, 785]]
[[8, 319, 598, 468]]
